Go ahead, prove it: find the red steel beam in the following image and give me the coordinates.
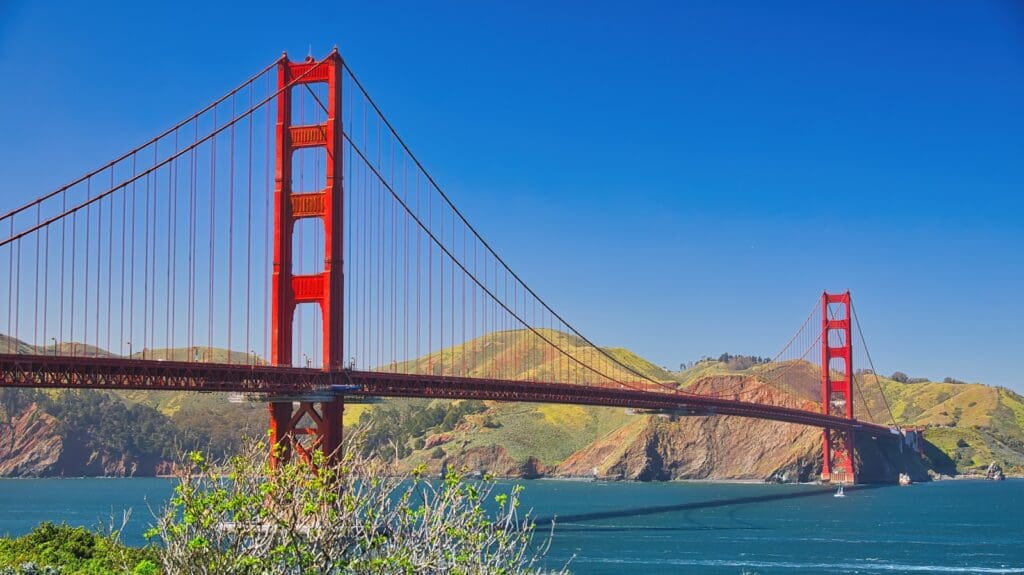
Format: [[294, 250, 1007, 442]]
[[0, 354, 894, 437]]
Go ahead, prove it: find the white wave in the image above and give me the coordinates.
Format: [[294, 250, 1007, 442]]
[[578, 557, 1024, 573]]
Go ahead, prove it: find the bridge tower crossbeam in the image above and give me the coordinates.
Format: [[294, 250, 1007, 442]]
[[269, 51, 346, 465]]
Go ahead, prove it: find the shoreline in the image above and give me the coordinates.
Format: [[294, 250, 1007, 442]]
[[4, 474, 1020, 483]]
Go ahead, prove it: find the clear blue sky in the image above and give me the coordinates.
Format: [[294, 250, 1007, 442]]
[[1, 1, 1021, 390]]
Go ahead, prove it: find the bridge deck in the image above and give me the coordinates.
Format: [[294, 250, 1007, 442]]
[[0, 354, 894, 437]]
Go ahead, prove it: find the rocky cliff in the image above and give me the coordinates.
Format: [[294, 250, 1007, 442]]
[[400, 374, 932, 483], [554, 376, 823, 481], [0, 403, 63, 476]]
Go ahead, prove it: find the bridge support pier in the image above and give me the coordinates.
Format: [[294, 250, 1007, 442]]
[[821, 427, 855, 484], [269, 398, 345, 467], [821, 291, 856, 484]]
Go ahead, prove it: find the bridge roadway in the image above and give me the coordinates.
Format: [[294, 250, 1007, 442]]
[[0, 354, 895, 437]]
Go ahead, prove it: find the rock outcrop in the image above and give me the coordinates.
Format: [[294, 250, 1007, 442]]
[[986, 462, 1005, 481], [555, 376, 825, 481], [0, 403, 63, 476], [437, 445, 549, 479]]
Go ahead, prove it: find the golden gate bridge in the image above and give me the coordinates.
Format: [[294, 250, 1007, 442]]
[[0, 49, 913, 483]]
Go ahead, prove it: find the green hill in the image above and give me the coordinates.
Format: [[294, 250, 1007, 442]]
[[875, 378, 1024, 473], [362, 334, 1024, 479]]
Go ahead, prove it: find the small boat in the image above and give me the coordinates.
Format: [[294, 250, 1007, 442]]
[[834, 485, 845, 498]]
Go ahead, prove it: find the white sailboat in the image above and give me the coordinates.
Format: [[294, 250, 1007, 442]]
[[834, 484, 845, 497]]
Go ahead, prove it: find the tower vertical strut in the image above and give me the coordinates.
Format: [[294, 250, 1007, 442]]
[[821, 291, 855, 484], [269, 51, 345, 465]]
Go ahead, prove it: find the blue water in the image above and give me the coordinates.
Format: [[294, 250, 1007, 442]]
[[1, 478, 1021, 574]]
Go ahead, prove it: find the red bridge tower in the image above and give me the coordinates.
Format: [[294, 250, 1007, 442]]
[[821, 291, 855, 483], [269, 51, 346, 465]]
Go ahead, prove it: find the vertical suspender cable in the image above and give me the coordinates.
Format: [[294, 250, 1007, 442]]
[[106, 173, 113, 354], [246, 83, 254, 364], [228, 94, 236, 361], [84, 184, 91, 352], [209, 107, 217, 357]]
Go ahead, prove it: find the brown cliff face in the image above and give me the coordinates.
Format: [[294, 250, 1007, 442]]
[[552, 375, 929, 483], [555, 376, 824, 481], [557, 415, 823, 481], [0, 403, 63, 476]]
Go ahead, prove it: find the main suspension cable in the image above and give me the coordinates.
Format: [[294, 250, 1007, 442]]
[[0, 60, 280, 224], [0, 57, 329, 250], [339, 62, 676, 389], [343, 130, 681, 394], [852, 301, 898, 427]]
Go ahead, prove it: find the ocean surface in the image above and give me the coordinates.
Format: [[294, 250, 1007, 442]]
[[0, 477, 1021, 574]]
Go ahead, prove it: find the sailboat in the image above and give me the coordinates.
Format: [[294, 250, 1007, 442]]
[[834, 484, 845, 498]]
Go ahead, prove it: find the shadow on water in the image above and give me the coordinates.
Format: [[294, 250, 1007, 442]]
[[533, 483, 890, 532]]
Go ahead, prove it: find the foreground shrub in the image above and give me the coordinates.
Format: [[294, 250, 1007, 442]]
[[0, 522, 156, 574], [148, 437, 566, 574]]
